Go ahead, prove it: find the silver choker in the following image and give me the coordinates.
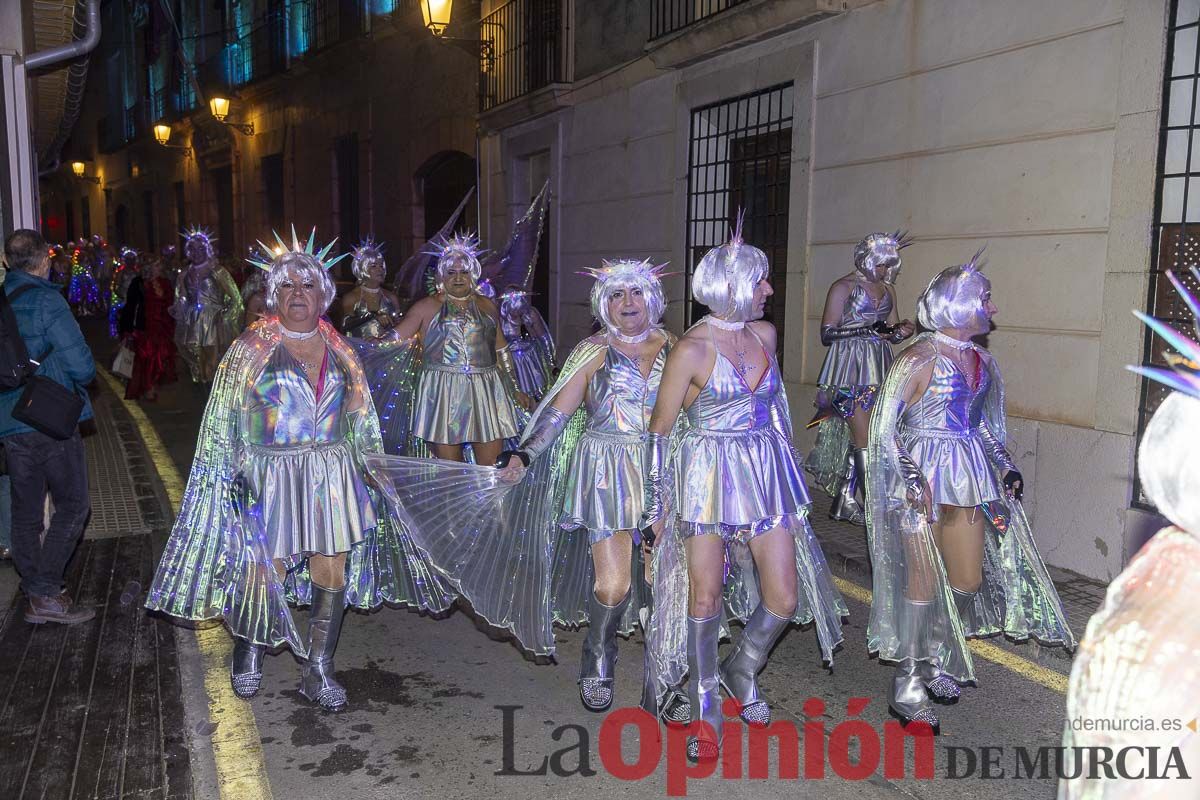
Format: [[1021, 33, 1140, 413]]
[[280, 324, 320, 340], [705, 315, 745, 331], [934, 331, 974, 350], [610, 327, 653, 344], [358, 285, 381, 294]]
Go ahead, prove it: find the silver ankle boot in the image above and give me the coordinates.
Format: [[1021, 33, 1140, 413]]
[[889, 599, 939, 732], [579, 590, 630, 712], [686, 613, 723, 762], [230, 638, 264, 699], [719, 604, 789, 724], [829, 448, 865, 525], [918, 607, 960, 701], [951, 586, 977, 632], [299, 584, 348, 711]]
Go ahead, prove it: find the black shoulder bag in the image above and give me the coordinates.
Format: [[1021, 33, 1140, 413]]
[[0, 286, 85, 440]]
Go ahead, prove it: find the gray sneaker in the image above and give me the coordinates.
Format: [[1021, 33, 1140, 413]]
[[25, 592, 96, 625]]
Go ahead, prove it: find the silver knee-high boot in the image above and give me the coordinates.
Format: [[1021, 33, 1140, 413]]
[[951, 586, 977, 631], [829, 448, 866, 525], [719, 604, 789, 724], [687, 613, 723, 762], [230, 638, 265, 699], [579, 590, 631, 712], [918, 608, 960, 701], [299, 583, 348, 711], [889, 599, 939, 732]]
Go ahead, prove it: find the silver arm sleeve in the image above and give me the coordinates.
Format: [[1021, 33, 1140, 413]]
[[641, 432, 670, 526], [820, 324, 880, 346], [977, 422, 1016, 474], [519, 407, 569, 462]]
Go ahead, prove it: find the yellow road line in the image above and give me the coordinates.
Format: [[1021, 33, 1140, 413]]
[[832, 575, 1070, 695], [98, 368, 274, 800]]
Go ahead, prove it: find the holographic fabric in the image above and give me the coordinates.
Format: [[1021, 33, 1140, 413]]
[[173, 264, 242, 381], [560, 341, 667, 539], [806, 280, 894, 494], [865, 333, 1075, 684], [816, 280, 895, 389], [1058, 391, 1200, 799], [242, 345, 375, 560], [344, 291, 402, 340], [507, 334, 553, 399], [412, 297, 521, 444], [145, 318, 454, 653], [900, 348, 1001, 510], [641, 323, 847, 716], [675, 329, 810, 526]]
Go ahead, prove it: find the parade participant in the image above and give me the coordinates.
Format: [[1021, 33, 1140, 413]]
[[806, 231, 915, 524], [67, 242, 101, 316], [146, 229, 453, 712], [498, 287, 555, 400], [1059, 269, 1200, 799], [389, 233, 532, 465], [641, 219, 845, 762], [339, 237, 402, 339], [241, 270, 268, 329], [172, 227, 243, 384], [109, 247, 140, 339], [491, 259, 678, 714], [865, 250, 1074, 734], [122, 257, 177, 402]]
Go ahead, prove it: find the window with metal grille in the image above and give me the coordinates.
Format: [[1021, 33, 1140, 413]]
[[651, 0, 751, 41], [685, 83, 793, 343], [1135, 0, 1200, 506]]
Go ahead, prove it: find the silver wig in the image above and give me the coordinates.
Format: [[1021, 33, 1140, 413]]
[[854, 229, 913, 285], [350, 237, 386, 283], [426, 232, 484, 286], [692, 216, 769, 322], [916, 247, 990, 331], [582, 259, 668, 334]]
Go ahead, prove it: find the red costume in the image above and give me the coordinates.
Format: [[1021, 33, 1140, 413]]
[[124, 275, 178, 400]]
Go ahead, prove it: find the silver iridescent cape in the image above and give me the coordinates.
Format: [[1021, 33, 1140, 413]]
[[865, 333, 1075, 682], [145, 318, 455, 653]]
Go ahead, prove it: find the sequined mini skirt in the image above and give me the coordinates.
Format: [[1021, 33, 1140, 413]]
[[900, 425, 1001, 508], [243, 438, 376, 560], [560, 430, 644, 540], [412, 363, 521, 445], [675, 425, 810, 526]]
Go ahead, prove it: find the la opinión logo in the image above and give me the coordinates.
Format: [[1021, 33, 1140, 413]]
[[496, 697, 935, 796]]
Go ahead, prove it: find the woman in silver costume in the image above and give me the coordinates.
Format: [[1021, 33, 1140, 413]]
[[807, 231, 915, 524], [391, 233, 533, 465], [1059, 271, 1200, 800], [495, 259, 680, 715], [498, 287, 555, 400], [146, 230, 452, 713], [173, 228, 243, 383], [339, 237, 403, 340], [865, 250, 1073, 733], [641, 223, 845, 762]]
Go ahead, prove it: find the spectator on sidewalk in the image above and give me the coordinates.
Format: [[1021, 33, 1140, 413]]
[[0, 229, 95, 624]]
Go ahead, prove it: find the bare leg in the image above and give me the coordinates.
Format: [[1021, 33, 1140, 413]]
[[590, 531, 632, 605], [846, 407, 871, 450], [308, 552, 348, 590], [470, 439, 504, 468], [746, 526, 798, 618], [932, 505, 985, 594], [430, 443, 465, 462], [684, 533, 726, 618]]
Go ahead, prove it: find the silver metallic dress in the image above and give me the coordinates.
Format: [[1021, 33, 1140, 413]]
[[561, 342, 666, 543], [676, 328, 810, 534], [502, 310, 555, 400], [806, 280, 894, 494], [411, 298, 521, 445], [176, 265, 240, 349], [242, 345, 376, 561], [864, 333, 1074, 683], [900, 348, 1001, 509], [344, 291, 402, 340]]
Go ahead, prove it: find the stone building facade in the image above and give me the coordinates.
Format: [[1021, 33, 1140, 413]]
[[475, 0, 1172, 581]]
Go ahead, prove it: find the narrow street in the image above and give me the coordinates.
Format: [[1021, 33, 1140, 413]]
[[0, 324, 1104, 800]]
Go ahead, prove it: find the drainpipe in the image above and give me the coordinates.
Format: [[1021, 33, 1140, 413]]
[[26, 0, 102, 72]]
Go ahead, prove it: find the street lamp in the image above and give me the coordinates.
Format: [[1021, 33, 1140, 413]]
[[153, 122, 194, 157], [70, 161, 100, 184], [421, 0, 493, 72], [207, 95, 254, 135], [421, 0, 453, 36]]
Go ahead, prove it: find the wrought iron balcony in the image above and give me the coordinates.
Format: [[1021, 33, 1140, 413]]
[[650, 0, 751, 41], [479, 0, 569, 112]]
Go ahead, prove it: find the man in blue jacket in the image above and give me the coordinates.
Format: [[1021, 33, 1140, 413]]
[[2, 229, 95, 624]]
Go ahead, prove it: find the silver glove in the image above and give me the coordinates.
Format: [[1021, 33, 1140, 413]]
[[641, 432, 670, 528], [519, 407, 569, 462]]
